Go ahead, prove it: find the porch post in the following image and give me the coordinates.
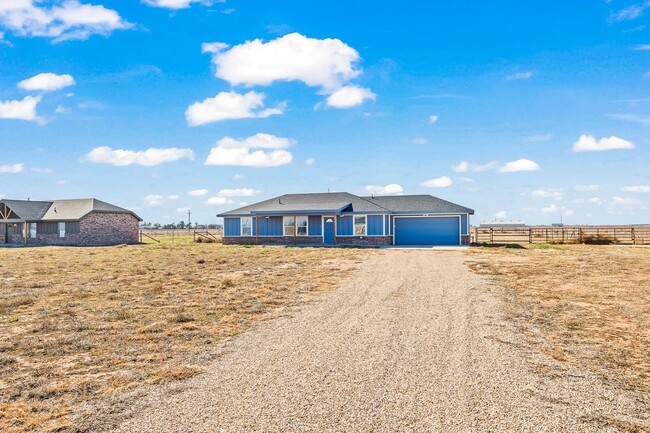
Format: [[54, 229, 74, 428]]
[[24, 222, 28, 246], [255, 216, 259, 245]]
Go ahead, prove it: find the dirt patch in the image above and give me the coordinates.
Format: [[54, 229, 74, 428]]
[[467, 245, 650, 395], [0, 243, 369, 433]]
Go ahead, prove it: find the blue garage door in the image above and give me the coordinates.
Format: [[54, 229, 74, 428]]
[[394, 217, 460, 245]]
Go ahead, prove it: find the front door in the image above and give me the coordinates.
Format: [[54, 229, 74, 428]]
[[323, 216, 335, 245]]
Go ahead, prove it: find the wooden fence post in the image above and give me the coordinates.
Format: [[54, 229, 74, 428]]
[[490, 228, 493, 243], [578, 227, 582, 244], [632, 227, 636, 244], [528, 228, 532, 244]]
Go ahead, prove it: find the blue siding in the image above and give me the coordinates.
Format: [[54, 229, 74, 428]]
[[461, 214, 468, 235], [337, 215, 353, 236], [395, 217, 460, 245], [258, 216, 282, 236], [224, 218, 240, 236], [367, 215, 383, 235], [308, 216, 322, 236]]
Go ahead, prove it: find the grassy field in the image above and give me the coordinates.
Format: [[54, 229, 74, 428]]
[[0, 243, 369, 433], [467, 245, 650, 396]]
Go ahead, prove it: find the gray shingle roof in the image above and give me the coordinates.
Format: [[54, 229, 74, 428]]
[[218, 192, 473, 216], [0, 200, 52, 221], [0, 198, 142, 221], [361, 195, 474, 214]]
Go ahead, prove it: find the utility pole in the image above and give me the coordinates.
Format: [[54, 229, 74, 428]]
[[187, 209, 192, 232]]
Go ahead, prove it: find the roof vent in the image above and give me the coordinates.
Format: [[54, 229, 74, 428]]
[[54, 207, 57, 213], [278, 199, 282, 204]]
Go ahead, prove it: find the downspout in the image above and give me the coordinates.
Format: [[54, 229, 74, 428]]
[[255, 216, 259, 245]]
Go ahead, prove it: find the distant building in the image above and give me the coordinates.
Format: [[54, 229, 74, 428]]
[[479, 220, 526, 228], [0, 198, 142, 246]]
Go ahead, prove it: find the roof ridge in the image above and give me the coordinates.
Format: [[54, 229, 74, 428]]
[[354, 194, 394, 212]]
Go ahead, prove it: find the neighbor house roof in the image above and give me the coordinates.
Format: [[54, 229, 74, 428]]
[[218, 192, 473, 217], [0, 198, 142, 221]]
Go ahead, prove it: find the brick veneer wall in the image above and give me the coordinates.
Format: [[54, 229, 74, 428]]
[[335, 236, 393, 246], [19, 212, 140, 246], [461, 235, 471, 245], [223, 236, 324, 245], [223, 235, 393, 246]]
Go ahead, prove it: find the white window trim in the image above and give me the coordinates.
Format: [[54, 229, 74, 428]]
[[283, 216, 309, 236], [241, 217, 253, 237], [29, 222, 37, 238], [354, 215, 367, 236], [58, 221, 66, 238]]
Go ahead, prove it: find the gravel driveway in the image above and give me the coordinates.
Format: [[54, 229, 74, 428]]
[[115, 250, 647, 432]]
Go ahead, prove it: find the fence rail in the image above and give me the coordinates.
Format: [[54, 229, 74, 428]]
[[472, 226, 650, 245], [140, 229, 223, 243]]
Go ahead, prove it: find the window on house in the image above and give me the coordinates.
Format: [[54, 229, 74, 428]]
[[296, 216, 308, 236], [354, 215, 366, 236], [29, 223, 37, 238], [283, 216, 295, 236], [241, 217, 252, 236], [58, 222, 65, 238]]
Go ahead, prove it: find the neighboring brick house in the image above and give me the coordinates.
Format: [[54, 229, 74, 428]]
[[218, 192, 474, 246], [0, 198, 141, 246]]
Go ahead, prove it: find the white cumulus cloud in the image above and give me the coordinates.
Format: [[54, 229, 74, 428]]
[[205, 196, 231, 205], [204, 32, 362, 89], [607, 196, 645, 214], [622, 185, 650, 193], [217, 188, 261, 197], [420, 176, 453, 188], [499, 159, 541, 173], [202, 33, 374, 107], [452, 160, 499, 173], [495, 210, 507, 219], [506, 71, 533, 80], [0, 163, 24, 173], [304, 157, 315, 166], [572, 135, 634, 152], [0, 0, 131, 42], [428, 115, 439, 124], [188, 189, 208, 196], [83, 146, 195, 166], [144, 194, 163, 206], [326, 85, 375, 108], [143, 0, 218, 9], [365, 184, 404, 195], [205, 133, 293, 167], [531, 188, 564, 201], [185, 91, 285, 126], [18, 73, 75, 91], [0, 96, 42, 122]]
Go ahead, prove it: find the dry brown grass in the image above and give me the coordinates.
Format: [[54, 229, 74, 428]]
[[467, 245, 650, 395], [0, 243, 369, 433]]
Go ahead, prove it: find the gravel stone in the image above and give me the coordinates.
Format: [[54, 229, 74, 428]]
[[114, 250, 648, 432]]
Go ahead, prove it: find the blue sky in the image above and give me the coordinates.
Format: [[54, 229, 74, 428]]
[[1, 0, 649, 225]]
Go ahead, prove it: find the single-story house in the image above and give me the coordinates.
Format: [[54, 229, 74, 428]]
[[0, 198, 142, 246], [218, 192, 474, 246]]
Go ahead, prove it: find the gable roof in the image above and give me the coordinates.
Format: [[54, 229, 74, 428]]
[[218, 192, 473, 217], [0, 200, 52, 221], [218, 192, 390, 217], [0, 198, 142, 221], [361, 194, 474, 214]]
